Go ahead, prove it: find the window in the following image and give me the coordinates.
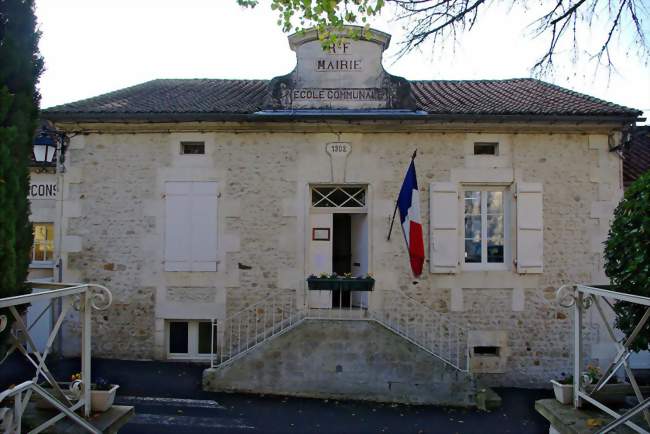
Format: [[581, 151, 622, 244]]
[[165, 181, 218, 271], [180, 142, 205, 155], [167, 320, 216, 359], [311, 185, 366, 208], [463, 189, 507, 269], [430, 181, 542, 274], [32, 223, 54, 263], [474, 142, 498, 155]]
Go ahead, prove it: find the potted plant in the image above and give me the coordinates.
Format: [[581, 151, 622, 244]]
[[340, 273, 375, 292], [550, 374, 573, 405], [89, 377, 120, 412], [35, 374, 119, 413], [306, 273, 375, 291], [307, 273, 340, 291], [581, 365, 634, 406]]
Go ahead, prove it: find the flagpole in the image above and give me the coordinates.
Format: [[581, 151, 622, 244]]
[[387, 149, 417, 241]]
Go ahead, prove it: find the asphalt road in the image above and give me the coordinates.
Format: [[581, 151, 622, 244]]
[[1, 355, 552, 433]]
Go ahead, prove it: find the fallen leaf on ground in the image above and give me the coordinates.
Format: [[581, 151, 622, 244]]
[[586, 419, 603, 428]]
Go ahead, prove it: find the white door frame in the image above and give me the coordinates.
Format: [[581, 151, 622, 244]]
[[304, 183, 373, 309]]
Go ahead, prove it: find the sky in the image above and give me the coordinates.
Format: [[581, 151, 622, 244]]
[[35, 0, 649, 122]]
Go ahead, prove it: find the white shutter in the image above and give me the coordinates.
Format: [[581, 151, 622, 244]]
[[430, 182, 459, 274], [516, 182, 543, 274], [164, 181, 218, 272], [190, 182, 218, 271], [165, 182, 192, 271]]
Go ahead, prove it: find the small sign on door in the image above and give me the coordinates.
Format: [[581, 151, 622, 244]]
[[312, 228, 330, 241]]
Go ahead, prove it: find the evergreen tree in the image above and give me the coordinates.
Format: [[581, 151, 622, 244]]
[[0, 0, 44, 360]]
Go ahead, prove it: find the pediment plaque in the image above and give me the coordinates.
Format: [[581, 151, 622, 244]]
[[267, 26, 415, 111]]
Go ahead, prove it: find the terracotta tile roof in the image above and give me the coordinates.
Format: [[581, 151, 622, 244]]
[[44, 78, 641, 120], [624, 126, 650, 187]]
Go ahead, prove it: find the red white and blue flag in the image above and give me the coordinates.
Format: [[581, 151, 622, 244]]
[[397, 154, 425, 276]]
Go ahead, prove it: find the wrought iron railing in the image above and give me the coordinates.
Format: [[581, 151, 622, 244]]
[[0, 282, 112, 434], [557, 284, 650, 433], [210, 287, 469, 373], [210, 290, 302, 368], [371, 289, 470, 372]]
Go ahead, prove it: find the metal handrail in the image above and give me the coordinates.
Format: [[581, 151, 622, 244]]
[[0, 381, 100, 434], [211, 290, 301, 368], [372, 288, 470, 372], [0, 282, 112, 433], [210, 287, 469, 373], [557, 284, 650, 433]]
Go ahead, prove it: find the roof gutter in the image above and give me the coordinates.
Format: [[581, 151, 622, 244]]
[[42, 111, 643, 125]]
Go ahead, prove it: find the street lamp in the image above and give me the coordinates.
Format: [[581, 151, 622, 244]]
[[32, 127, 58, 165]]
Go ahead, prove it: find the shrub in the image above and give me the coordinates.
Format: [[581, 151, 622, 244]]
[[604, 170, 650, 352]]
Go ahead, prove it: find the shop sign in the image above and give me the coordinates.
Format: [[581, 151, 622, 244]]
[[28, 182, 57, 200]]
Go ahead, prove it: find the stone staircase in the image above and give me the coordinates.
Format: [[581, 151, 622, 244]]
[[204, 289, 482, 407]]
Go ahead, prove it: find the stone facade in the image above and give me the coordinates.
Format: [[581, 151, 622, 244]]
[[52, 122, 622, 386]]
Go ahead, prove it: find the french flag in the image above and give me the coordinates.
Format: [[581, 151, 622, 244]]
[[397, 153, 425, 277]]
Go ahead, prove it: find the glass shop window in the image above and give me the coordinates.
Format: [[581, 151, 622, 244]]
[[32, 223, 54, 263]]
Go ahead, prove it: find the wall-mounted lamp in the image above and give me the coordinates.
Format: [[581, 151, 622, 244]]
[[32, 126, 68, 170]]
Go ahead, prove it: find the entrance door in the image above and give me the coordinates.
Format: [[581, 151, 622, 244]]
[[350, 214, 369, 308], [332, 214, 352, 308], [308, 213, 333, 309]]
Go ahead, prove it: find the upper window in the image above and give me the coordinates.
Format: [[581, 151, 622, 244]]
[[474, 142, 499, 155], [463, 189, 507, 268], [311, 185, 366, 208], [180, 142, 205, 155], [32, 223, 54, 263]]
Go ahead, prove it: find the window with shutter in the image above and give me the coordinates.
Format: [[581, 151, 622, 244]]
[[515, 182, 543, 274], [462, 188, 510, 271], [164, 181, 218, 272], [430, 182, 459, 274]]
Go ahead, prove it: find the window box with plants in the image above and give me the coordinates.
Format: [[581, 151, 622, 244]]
[[306, 273, 375, 291]]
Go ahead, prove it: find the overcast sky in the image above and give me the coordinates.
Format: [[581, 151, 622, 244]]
[[35, 0, 649, 123]]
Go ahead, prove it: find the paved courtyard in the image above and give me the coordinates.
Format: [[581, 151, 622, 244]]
[[2, 355, 552, 433]]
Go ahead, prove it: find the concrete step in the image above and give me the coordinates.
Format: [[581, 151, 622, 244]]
[[203, 318, 477, 407]]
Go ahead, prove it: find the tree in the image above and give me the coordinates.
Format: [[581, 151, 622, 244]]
[[236, 0, 649, 74], [604, 171, 650, 352], [0, 0, 44, 361]]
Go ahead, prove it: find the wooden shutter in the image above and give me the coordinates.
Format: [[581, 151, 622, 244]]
[[430, 182, 459, 274], [164, 181, 218, 272], [516, 182, 543, 274], [165, 182, 192, 271], [190, 182, 218, 271]]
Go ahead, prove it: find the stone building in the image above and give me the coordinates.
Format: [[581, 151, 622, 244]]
[[40, 27, 643, 403]]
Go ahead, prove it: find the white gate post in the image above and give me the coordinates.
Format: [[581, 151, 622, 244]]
[[574, 291, 583, 408], [81, 291, 92, 417]]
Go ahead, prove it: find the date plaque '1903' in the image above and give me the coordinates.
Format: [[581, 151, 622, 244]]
[[325, 142, 351, 157]]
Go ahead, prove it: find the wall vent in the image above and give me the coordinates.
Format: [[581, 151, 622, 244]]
[[474, 142, 499, 155], [181, 141, 205, 155], [473, 346, 500, 356]]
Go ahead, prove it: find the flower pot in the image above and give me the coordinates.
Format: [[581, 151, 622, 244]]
[[587, 382, 633, 406], [34, 384, 119, 413], [307, 277, 375, 291], [307, 278, 339, 291], [91, 385, 119, 412], [34, 388, 78, 410], [339, 278, 375, 292], [551, 380, 573, 405]]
